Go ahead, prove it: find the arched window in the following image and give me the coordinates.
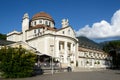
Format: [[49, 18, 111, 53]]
[[34, 21, 36, 25], [39, 20, 42, 24], [45, 21, 48, 25]]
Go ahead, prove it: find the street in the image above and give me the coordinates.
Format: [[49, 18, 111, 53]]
[[3, 70, 120, 80]]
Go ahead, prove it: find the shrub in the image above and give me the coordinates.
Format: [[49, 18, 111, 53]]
[[0, 46, 36, 78]]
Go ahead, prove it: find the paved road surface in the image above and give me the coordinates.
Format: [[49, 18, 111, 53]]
[[2, 70, 120, 80]]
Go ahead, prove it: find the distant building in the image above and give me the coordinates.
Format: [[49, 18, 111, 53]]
[[6, 12, 111, 69]]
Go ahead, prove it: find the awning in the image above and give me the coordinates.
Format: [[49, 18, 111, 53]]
[[36, 53, 52, 57]]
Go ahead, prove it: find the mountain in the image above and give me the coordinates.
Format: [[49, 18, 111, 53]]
[[0, 33, 14, 45], [0, 39, 15, 45], [77, 36, 102, 50], [99, 40, 120, 47]]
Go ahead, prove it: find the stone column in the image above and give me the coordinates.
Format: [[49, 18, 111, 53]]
[[55, 40, 59, 58], [69, 43, 72, 63], [74, 43, 78, 67], [60, 43, 62, 51], [64, 41, 68, 63]]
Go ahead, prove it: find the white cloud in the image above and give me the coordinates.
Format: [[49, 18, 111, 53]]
[[76, 9, 120, 39]]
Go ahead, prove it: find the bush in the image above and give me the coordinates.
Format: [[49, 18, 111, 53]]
[[0, 46, 36, 78]]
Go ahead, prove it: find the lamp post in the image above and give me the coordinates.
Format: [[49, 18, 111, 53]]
[[50, 32, 56, 75], [50, 45, 54, 74]]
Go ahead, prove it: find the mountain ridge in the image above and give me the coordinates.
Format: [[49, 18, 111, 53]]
[[77, 36, 102, 50]]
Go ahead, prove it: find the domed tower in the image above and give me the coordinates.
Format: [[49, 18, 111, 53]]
[[30, 12, 55, 28]]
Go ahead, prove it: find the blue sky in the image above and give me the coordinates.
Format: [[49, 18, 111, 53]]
[[0, 0, 120, 42]]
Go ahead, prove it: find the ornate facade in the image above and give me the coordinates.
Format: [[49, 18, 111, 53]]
[[7, 12, 111, 69]]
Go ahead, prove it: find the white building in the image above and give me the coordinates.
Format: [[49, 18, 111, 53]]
[[7, 12, 78, 67], [7, 12, 110, 69], [78, 47, 111, 69]]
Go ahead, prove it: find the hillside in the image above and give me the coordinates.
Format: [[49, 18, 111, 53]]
[[0, 33, 14, 45], [77, 36, 102, 50], [0, 33, 6, 40], [99, 40, 120, 47]]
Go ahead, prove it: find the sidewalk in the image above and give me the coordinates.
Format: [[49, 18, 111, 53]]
[[42, 67, 106, 74], [73, 67, 106, 72]]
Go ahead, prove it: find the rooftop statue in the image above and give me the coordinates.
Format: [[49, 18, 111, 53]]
[[62, 19, 69, 28]]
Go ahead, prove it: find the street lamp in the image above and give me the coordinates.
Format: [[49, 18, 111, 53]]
[[50, 32, 56, 75], [50, 45, 54, 74]]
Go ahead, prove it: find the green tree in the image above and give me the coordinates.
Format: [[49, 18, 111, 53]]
[[0, 33, 6, 40], [103, 41, 120, 68], [103, 41, 120, 52], [0, 46, 36, 78]]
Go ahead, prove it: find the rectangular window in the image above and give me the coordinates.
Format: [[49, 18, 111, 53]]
[[62, 31, 64, 34], [38, 29, 40, 33], [34, 29, 36, 34], [46, 22, 51, 26], [45, 21, 48, 25], [67, 43, 71, 51], [34, 21, 36, 25]]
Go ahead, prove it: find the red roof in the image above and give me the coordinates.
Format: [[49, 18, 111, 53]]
[[32, 12, 54, 22]]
